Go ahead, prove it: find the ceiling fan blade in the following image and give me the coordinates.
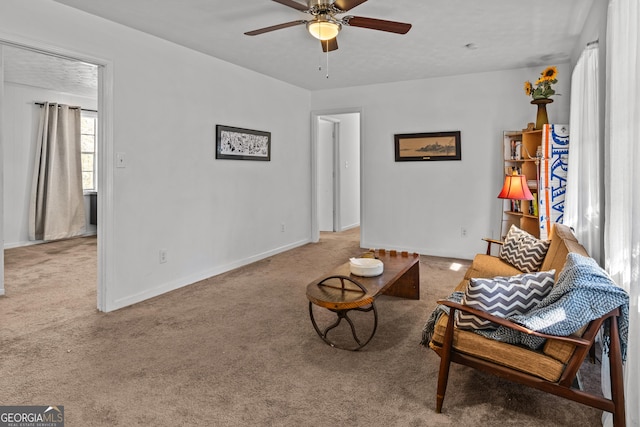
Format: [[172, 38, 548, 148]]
[[321, 37, 339, 52], [244, 20, 307, 36], [272, 0, 309, 11], [344, 16, 412, 34], [333, 0, 368, 12]]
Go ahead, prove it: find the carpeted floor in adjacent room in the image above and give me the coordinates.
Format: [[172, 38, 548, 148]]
[[0, 229, 604, 426]]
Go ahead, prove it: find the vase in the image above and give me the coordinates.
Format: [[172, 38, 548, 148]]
[[531, 98, 553, 130]]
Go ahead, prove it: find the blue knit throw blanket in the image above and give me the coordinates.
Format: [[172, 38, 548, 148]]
[[422, 253, 629, 360]]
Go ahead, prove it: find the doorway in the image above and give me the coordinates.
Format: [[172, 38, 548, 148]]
[[0, 40, 111, 310], [317, 117, 338, 232], [311, 109, 362, 242]]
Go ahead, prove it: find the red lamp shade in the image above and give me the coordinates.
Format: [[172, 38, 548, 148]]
[[497, 174, 534, 200]]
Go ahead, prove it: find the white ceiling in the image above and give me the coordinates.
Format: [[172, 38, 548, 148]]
[[2, 45, 98, 98], [4, 0, 595, 94]]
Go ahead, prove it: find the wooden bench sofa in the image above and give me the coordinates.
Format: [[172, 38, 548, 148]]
[[424, 224, 627, 426]]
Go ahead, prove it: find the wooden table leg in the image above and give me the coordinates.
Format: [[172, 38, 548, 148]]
[[382, 259, 420, 300], [308, 302, 379, 351]]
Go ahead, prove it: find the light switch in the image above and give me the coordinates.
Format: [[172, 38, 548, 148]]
[[116, 152, 126, 168]]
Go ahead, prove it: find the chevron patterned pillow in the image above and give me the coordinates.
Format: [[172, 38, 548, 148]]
[[456, 270, 555, 330], [499, 225, 550, 273]]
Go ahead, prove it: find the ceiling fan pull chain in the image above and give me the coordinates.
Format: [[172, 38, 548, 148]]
[[326, 45, 330, 79]]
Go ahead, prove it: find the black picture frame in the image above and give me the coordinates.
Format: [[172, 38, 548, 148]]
[[394, 131, 461, 161], [216, 125, 271, 161]]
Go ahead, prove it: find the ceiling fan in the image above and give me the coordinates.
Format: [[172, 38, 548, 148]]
[[244, 0, 412, 52]]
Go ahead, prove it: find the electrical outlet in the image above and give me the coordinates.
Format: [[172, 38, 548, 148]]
[[461, 227, 468, 238], [159, 249, 168, 264], [281, 223, 285, 233]]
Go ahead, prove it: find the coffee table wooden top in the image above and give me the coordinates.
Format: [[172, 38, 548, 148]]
[[306, 250, 420, 310]]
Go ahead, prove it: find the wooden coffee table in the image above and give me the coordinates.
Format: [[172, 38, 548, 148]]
[[306, 249, 420, 350]]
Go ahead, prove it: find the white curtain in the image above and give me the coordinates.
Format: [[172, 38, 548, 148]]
[[29, 102, 86, 241], [603, 0, 640, 426], [565, 43, 601, 263]]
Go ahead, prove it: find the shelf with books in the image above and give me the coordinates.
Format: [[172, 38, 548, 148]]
[[500, 130, 543, 239]]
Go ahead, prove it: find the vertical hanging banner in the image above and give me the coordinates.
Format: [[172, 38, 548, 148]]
[[538, 124, 570, 240]]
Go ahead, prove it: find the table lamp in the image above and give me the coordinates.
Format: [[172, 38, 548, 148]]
[[497, 171, 534, 200]]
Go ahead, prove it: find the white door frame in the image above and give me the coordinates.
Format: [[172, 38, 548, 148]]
[[310, 107, 363, 243], [0, 34, 114, 311], [0, 45, 5, 296], [318, 116, 341, 232]]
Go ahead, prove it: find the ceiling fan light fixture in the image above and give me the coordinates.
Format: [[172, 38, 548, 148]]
[[307, 17, 341, 41]]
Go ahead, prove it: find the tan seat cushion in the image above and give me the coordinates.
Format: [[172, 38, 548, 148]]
[[431, 313, 566, 382], [543, 334, 580, 362], [463, 254, 522, 281]]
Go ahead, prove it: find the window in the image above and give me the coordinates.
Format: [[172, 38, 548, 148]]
[[81, 111, 97, 191]]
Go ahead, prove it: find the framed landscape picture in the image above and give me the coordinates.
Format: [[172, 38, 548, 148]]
[[216, 125, 271, 161], [394, 131, 461, 161]]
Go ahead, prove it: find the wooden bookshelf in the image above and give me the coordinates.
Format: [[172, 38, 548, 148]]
[[501, 130, 542, 238]]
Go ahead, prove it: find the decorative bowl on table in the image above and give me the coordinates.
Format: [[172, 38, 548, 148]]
[[349, 258, 384, 277]]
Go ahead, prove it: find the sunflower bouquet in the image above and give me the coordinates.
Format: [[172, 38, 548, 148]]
[[524, 66, 558, 100]]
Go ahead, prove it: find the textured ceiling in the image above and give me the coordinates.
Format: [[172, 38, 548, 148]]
[[2, 45, 98, 98], [4, 0, 594, 95]]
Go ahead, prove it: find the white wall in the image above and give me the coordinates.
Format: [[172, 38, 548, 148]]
[[570, 0, 608, 146], [2, 82, 98, 248], [0, 0, 578, 309], [571, 0, 608, 66], [0, 0, 312, 311], [569, 0, 608, 262], [311, 65, 572, 259]]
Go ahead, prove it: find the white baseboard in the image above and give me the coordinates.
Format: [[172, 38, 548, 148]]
[[4, 239, 45, 249], [4, 232, 98, 250], [340, 223, 360, 232], [108, 238, 311, 312]]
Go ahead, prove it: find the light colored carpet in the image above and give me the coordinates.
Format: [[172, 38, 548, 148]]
[[1, 230, 603, 426]]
